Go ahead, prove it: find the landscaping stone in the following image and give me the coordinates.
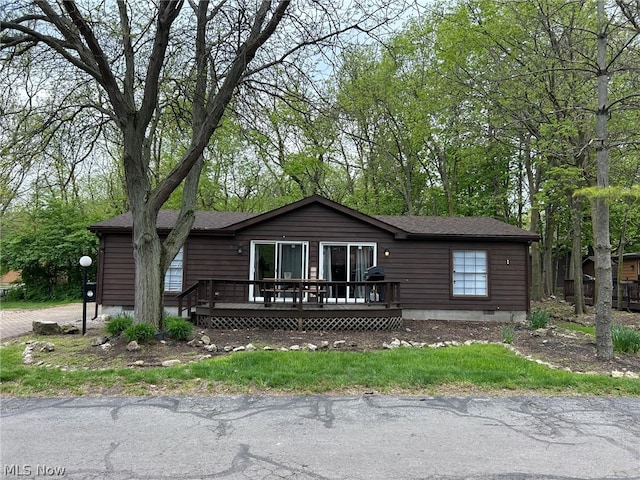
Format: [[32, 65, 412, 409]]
[[245, 343, 256, 351], [40, 342, 55, 352], [32, 321, 61, 335], [161, 359, 181, 367], [201, 335, 211, 345], [203, 344, 217, 352], [61, 324, 80, 335], [307, 343, 318, 351], [91, 336, 109, 346], [333, 340, 346, 348], [126, 341, 140, 351]]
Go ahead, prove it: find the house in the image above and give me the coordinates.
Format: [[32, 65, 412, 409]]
[[618, 253, 640, 282], [88, 195, 539, 328]]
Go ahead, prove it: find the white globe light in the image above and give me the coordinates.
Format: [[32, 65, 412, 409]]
[[79, 256, 93, 267]]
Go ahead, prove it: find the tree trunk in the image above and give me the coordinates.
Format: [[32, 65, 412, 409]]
[[594, 0, 613, 360], [616, 210, 629, 310], [570, 195, 585, 314], [543, 208, 556, 297], [132, 212, 165, 327], [530, 208, 543, 301]]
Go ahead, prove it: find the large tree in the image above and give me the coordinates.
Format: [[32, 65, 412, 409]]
[[1, 1, 399, 327]]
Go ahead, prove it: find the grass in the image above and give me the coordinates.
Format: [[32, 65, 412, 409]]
[[0, 299, 79, 310], [1, 339, 638, 397], [611, 324, 640, 354], [556, 322, 596, 335]]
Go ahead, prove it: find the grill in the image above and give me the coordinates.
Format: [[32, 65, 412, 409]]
[[364, 266, 385, 303], [364, 265, 385, 281]]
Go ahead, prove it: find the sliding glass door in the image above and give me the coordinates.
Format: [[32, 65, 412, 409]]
[[250, 241, 308, 300], [320, 243, 376, 301]]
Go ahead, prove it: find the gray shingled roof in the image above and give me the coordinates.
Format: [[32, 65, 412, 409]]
[[89, 210, 258, 231], [90, 200, 538, 241], [374, 215, 538, 239]]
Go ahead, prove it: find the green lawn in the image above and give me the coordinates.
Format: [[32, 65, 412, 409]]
[[0, 299, 79, 310], [1, 341, 638, 397]]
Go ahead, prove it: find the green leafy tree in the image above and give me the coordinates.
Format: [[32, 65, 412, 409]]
[[0, 202, 98, 300], [1, 1, 401, 327]]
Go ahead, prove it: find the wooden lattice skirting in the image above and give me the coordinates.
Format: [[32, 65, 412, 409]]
[[195, 314, 403, 331]]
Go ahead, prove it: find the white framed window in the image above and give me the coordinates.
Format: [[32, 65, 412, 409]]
[[452, 250, 488, 297], [164, 247, 184, 292]]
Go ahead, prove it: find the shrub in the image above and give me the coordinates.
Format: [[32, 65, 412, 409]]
[[528, 310, 549, 329], [123, 322, 157, 343], [611, 324, 640, 354], [501, 324, 515, 344], [105, 315, 134, 336], [164, 316, 193, 341]]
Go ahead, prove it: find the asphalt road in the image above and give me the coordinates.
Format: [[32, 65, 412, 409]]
[[1, 395, 639, 479]]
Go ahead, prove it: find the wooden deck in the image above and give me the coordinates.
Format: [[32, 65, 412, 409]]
[[564, 279, 640, 311], [178, 278, 403, 331]]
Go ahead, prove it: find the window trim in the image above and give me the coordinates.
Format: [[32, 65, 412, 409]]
[[319, 242, 377, 302], [450, 249, 490, 299], [249, 240, 310, 301], [164, 247, 184, 293]]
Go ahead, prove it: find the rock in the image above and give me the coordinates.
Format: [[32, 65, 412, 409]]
[[307, 343, 318, 351], [61, 324, 80, 335], [100, 343, 112, 350], [32, 321, 61, 335], [390, 338, 401, 348], [263, 346, 274, 351], [279, 347, 289, 351], [201, 335, 211, 345], [91, 336, 109, 346], [40, 342, 55, 352], [133, 360, 145, 366], [161, 359, 182, 367], [400, 340, 412, 348], [245, 343, 256, 351], [223, 345, 233, 352], [22, 343, 36, 364], [126, 341, 140, 351], [289, 345, 301, 351], [98, 314, 112, 322], [187, 339, 199, 346], [319, 341, 330, 350], [233, 346, 246, 352], [203, 344, 217, 352], [531, 328, 553, 337], [333, 340, 346, 348]]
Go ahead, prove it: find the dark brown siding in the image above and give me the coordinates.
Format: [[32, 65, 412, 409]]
[[99, 234, 135, 307], [97, 203, 531, 312]]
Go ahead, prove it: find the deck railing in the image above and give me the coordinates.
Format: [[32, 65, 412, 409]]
[[564, 279, 640, 310], [177, 278, 401, 318]]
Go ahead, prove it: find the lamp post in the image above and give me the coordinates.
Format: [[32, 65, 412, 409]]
[[79, 256, 92, 335]]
